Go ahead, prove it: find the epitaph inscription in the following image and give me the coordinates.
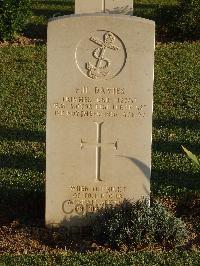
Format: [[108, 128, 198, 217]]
[[62, 185, 126, 216]]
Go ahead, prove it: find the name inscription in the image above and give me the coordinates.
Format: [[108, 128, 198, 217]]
[[53, 86, 146, 119]]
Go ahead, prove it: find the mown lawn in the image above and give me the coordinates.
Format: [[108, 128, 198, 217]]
[[0, 0, 200, 264], [1, 251, 200, 266], [153, 42, 200, 197]]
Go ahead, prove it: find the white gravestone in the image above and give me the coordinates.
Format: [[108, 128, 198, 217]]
[[75, 0, 133, 15], [46, 14, 155, 228]]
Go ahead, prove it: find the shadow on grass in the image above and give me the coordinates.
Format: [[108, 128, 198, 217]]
[[134, 3, 159, 14], [152, 169, 200, 193], [153, 117, 200, 154], [153, 118, 200, 130], [0, 154, 45, 172], [32, 8, 72, 19], [33, 0, 74, 6], [134, 2, 161, 20], [152, 116, 200, 193], [23, 6, 73, 40], [0, 126, 45, 142], [0, 184, 44, 224], [0, 126, 45, 172], [0, 127, 45, 223], [135, 2, 199, 42], [134, 3, 181, 42], [153, 141, 200, 154], [23, 23, 47, 40]]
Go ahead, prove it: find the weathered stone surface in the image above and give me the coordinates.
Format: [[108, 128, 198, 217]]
[[75, 0, 133, 15], [46, 14, 154, 228], [75, 0, 103, 14], [105, 0, 133, 14]]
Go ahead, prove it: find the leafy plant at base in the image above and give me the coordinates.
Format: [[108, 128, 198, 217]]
[[93, 200, 188, 249], [0, 0, 31, 40]]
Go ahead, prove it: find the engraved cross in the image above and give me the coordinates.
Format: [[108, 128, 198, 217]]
[[81, 122, 118, 182]]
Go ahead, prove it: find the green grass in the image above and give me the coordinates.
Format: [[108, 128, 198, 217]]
[[134, 0, 178, 20], [23, 0, 73, 40], [31, 0, 74, 23], [152, 42, 200, 197], [1, 251, 200, 265], [0, 46, 46, 221]]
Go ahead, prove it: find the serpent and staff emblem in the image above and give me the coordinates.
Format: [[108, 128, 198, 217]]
[[86, 32, 120, 79]]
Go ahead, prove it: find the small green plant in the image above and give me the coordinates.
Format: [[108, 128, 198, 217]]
[[182, 146, 200, 168], [0, 0, 31, 40], [93, 200, 188, 249]]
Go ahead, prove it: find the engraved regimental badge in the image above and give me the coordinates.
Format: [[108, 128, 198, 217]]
[[75, 30, 127, 80]]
